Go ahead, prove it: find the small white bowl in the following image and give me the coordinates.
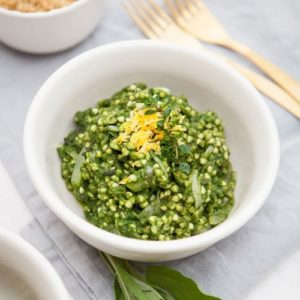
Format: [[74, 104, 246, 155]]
[[0, 227, 71, 299], [0, 0, 105, 54], [24, 40, 280, 262]]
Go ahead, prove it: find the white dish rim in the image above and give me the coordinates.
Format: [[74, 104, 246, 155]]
[[24, 40, 280, 255], [0, 227, 70, 299]]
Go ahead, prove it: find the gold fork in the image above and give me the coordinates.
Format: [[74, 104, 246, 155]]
[[164, 0, 300, 104], [123, 0, 300, 118]]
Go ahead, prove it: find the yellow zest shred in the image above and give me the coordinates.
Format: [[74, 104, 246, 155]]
[[119, 177, 129, 184], [116, 108, 164, 153]]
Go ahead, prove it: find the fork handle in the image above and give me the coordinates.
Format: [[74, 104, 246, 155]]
[[207, 50, 300, 119], [222, 38, 300, 104], [170, 39, 300, 118], [226, 59, 300, 119], [187, 41, 300, 118]]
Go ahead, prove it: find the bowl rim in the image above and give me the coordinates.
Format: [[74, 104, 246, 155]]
[[0, 227, 70, 299], [0, 0, 91, 18], [24, 40, 280, 255]]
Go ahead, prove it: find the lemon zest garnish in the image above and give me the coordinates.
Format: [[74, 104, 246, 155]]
[[119, 177, 129, 184], [115, 108, 164, 153]]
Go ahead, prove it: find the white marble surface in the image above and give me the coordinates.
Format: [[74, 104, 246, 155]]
[[0, 0, 300, 299], [0, 162, 32, 233], [244, 250, 300, 300]]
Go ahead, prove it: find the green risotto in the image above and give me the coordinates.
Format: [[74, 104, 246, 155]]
[[58, 83, 236, 241]]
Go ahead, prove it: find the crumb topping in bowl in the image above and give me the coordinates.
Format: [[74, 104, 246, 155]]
[[0, 0, 75, 12]]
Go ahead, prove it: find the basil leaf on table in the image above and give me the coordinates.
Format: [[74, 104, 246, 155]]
[[101, 252, 220, 300], [105, 254, 164, 300], [150, 286, 175, 300], [117, 267, 164, 300], [114, 280, 125, 300], [146, 265, 220, 300]]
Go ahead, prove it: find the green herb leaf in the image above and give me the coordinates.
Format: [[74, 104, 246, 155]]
[[71, 151, 85, 186], [98, 99, 111, 107], [114, 280, 125, 300], [153, 287, 175, 300], [107, 125, 120, 132], [146, 265, 220, 300], [163, 107, 172, 117], [139, 193, 160, 224], [102, 168, 116, 176], [145, 109, 156, 115], [122, 275, 164, 300], [100, 252, 220, 300], [209, 211, 226, 225], [191, 170, 202, 208], [179, 163, 190, 174], [144, 95, 157, 106], [157, 120, 164, 130], [152, 155, 168, 178], [105, 254, 164, 300], [62, 146, 78, 160], [179, 144, 191, 154], [126, 181, 150, 193]]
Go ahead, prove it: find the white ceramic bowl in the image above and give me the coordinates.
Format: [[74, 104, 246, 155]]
[[24, 40, 279, 262], [0, 227, 70, 299], [0, 0, 104, 54]]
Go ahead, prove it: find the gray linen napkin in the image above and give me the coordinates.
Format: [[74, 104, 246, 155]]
[[21, 137, 300, 300], [0, 0, 299, 299]]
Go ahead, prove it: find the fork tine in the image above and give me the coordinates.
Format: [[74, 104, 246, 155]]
[[123, 0, 157, 39], [184, 0, 201, 14], [146, 0, 173, 23], [165, 0, 192, 20], [139, 0, 169, 29], [164, 0, 180, 18], [194, 0, 205, 8], [131, 0, 167, 36], [175, 0, 188, 14]]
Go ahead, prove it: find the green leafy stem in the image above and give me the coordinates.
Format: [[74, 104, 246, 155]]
[[100, 252, 221, 300]]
